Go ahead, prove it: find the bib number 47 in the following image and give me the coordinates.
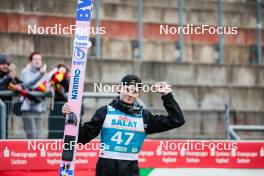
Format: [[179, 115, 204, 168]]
[[111, 131, 134, 145]]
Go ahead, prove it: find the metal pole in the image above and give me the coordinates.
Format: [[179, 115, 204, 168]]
[[178, 0, 184, 63], [224, 103, 230, 139], [228, 126, 241, 140], [137, 0, 143, 59], [0, 99, 6, 139], [217, 0, 223, 64], [256, 0, 262, 64], [95, 0, 101, 58]]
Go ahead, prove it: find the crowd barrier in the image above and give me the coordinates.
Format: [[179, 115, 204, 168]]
[[0, 140, 263, 176]]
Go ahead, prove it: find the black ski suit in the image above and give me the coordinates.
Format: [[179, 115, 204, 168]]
[[78, 93, 185, 176]]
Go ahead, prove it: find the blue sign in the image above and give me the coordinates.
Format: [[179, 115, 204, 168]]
[[76, 0, 92, 22]]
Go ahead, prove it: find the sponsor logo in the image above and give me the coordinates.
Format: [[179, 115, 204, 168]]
[[114, 146, 128, 152], [111, 116, 137, 128], [73, 47, 86, 65], [71, 69, 81, 100], [118, 116, 130, 122], [74, 47, 85, 60], [74, 35, 90, 48], [76, 0, 93, 22], [132, 148, 138, 153]]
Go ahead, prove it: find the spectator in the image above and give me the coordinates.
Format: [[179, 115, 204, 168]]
[[48, 64, 70, 139], [20, 52, 47, 139], [0, 53, 22, 95], [0, 53, 22, 138]]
